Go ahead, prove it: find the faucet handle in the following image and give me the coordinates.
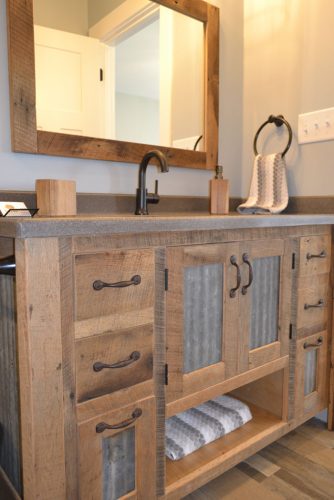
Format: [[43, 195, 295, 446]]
[[147, 179, 160, 205]]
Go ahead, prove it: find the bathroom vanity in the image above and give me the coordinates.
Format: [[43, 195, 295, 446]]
[[0, 213, 333, 499]]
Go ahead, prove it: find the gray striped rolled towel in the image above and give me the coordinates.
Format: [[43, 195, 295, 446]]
[[165, 395, 252, 461]]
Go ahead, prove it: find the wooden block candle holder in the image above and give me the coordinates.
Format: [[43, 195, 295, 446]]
[[35, 179, 77, 216]]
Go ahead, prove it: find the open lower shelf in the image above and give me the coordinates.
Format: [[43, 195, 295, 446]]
[[165, 402, 287, 498]]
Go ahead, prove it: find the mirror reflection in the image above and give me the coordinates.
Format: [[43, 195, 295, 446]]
[[33, 0, 205, 151]]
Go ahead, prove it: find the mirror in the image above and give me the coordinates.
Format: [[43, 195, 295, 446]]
[[33, 0, 205, 151], [7, 0, 219, 169]]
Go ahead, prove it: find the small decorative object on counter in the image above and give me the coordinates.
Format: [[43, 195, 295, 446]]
[[0, 201, 37, 217], [210, 165, 229, 214], [35, 179, 77, 216]]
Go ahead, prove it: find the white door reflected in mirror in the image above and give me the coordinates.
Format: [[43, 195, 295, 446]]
[[33, 0, 204, 151]]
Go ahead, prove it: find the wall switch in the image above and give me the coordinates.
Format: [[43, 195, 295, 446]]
[[298, 107, 334, 144]]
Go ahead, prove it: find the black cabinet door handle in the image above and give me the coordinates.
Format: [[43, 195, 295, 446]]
[[93, 274, 141, 290], [93, 351, 141, 372], [96, 408, 142, 433], [303, 336, 323, 349], [241, 253, 253, 295], [230, 255, 241, 298], [306, 250, 327, 260], [304, 299, 325, 310]]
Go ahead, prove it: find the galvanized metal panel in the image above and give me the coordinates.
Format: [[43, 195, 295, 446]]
[[103, 427, 135, 500], [304, 349, 317, 395], [183, 264, 223, 373], [0, 275, 21, 495], [250, 256, 280, 350]]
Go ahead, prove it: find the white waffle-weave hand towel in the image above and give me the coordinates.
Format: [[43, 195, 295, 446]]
[[237, 153, 288, 214]]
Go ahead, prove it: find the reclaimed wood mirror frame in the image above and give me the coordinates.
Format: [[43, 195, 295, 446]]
[[6, 0, 219, 170]]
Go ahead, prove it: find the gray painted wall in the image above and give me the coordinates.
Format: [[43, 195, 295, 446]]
[[242, 0, 334, 197]]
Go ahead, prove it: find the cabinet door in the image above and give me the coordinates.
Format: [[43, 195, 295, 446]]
[[166, 243, 239, 401], [295, 331, 328, 420], [78, 397, 156, 500], [238, 239, 292, 372]]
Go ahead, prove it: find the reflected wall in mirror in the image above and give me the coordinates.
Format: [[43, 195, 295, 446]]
[[7, 0, 219, 169], [33, 0, 205, 151]]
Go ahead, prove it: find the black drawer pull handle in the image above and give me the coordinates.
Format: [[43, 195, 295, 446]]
[[242, 253, 253, 295], [93, 274, 141, 290], [230, 255, 241, 298], [96, 408, 142, 433], [93, 351, 141, 372], [304, 299, 325, 310], [303, 336, 323, 349], [306, 250, 327, 260]]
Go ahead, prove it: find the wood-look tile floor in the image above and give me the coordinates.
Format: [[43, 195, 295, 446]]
[[184, 418, 334, 499]]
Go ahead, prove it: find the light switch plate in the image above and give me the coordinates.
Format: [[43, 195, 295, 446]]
[[298, 107, 334, 144]]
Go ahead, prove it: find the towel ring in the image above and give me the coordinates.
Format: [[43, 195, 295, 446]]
[[253, 114, 292, 157]]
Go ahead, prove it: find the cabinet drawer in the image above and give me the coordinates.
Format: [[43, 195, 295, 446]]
[[78, 397, 156, 500], [75, 325, 153, 402], [297, 274, 330, 331], [295, 331, 328, 420], [74, 249, 154, 323], [299, 234, 331, 276]]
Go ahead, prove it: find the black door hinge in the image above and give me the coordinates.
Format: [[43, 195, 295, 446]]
[[292, 252, 296, 270], [99, 68, 103, 81], [289, 323, 293, 339], [164, 268, 169, 291], [164, 364, 168, 385]]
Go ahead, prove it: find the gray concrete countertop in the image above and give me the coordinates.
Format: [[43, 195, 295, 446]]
[[0, 212, 334, 239]]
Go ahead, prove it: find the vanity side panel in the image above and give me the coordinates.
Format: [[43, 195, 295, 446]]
[[0, 273, 22, 495], [15, 238, 66, 500]]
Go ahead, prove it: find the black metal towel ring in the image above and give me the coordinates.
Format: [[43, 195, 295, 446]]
[[253, 114, 292, 157]]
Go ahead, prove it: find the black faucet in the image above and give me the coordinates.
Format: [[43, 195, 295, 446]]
[[135, 150, 169, 215]]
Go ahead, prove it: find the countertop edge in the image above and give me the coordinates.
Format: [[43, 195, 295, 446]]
[[0, 213, 334, 239]]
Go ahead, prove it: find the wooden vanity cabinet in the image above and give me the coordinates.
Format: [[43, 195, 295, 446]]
[[0, 225, 333, 500]]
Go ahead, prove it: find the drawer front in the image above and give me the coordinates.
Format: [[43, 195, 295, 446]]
[[76, 325, 153, 402], [295, 331, 328, 420], [297, 274, 330, 331], [78, 397, 156, 500], [74, 249, 154, 322], [299, 234, 331, 277]]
